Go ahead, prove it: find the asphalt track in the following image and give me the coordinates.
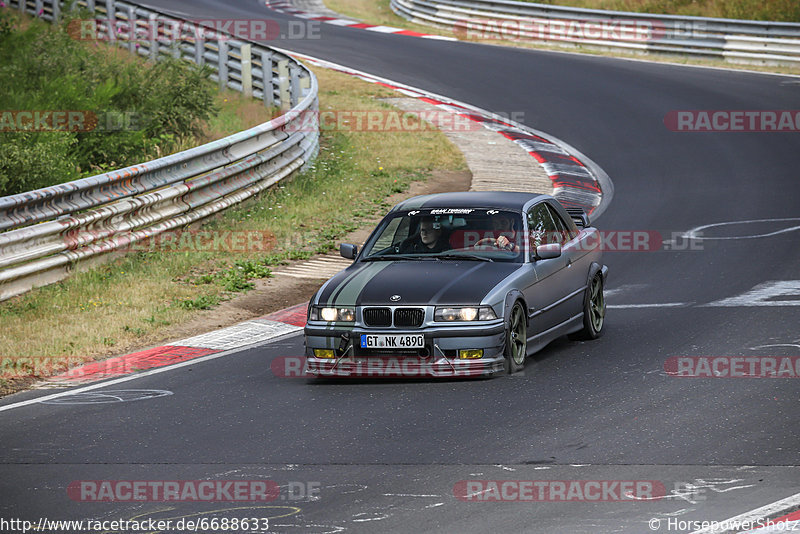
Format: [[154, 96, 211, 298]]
[[1, 1, 799, 532]]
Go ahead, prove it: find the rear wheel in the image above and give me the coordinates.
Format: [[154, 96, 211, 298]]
[[504, 301, 527, 373], [570, 273, 605, 340]]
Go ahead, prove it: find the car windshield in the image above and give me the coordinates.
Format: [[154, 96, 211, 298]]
[[360, 209, 524, 263]]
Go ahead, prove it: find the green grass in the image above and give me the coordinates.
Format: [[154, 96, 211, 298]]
[[529, 0, 800, 22], [0, 9, 228, 196], [324, 0, 800, 75], [0, 65, 466, 383]]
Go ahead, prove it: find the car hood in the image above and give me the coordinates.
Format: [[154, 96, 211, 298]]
[[313, 260, 520, 307]]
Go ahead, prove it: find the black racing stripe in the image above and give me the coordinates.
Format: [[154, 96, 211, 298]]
[[354, 261, 519, 305]]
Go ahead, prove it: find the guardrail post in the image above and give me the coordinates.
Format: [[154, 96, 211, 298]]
[[52, 0, 60, 24], [106, 0, 117, 43], [218, 40, 229, 90], [34, 0, 42, 18], [171, 22, 181, 59], [240, 43, 253, 97], [290, 65, 300, 107], [125, 4, 136, 55], [299, 75, 311, 98], [260, 50, 276, 108], [277, 59, 290, 111], [194, 35, 206, 65], [18, 0, 27, 14], [87, 0, 95, 12], [147, 13, 158, 62]]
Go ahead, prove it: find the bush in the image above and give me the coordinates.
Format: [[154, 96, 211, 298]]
[[0, 14, 219, 197], [0, 132, 80, 194]]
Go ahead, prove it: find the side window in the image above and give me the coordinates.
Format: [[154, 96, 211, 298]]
[[545, 204, 571, 245], [526, 203, 558, 248], [372, 217, 407, 250]]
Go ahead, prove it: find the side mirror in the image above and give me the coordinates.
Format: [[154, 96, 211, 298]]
[[340, 243, 358, 259], [535, 243, 562, 260]]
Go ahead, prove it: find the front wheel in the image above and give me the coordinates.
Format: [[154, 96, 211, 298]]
[[570, 273, 605, 340], [504, 301, 527, 373]]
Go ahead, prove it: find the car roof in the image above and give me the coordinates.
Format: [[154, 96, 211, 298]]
[[390, 191, 550, 213]]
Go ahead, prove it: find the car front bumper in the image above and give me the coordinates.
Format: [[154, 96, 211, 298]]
[[304, 322, 507, 378]]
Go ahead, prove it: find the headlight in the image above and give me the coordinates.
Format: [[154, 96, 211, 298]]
[[434, 306, 497, 322], [309, 306, 355, 322]]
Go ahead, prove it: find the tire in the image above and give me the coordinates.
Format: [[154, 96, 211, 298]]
[[570, 273, 605, 340], [504, 301, 527, 374]]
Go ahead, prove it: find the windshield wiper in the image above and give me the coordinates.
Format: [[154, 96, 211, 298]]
[[362, 254, 435, 261], [433, 253, 493, 262]]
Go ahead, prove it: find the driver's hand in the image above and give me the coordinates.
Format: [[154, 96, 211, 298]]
[[496, 236, 512, 250]]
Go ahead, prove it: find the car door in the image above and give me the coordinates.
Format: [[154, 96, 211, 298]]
[[545, 202, 589, 324], [524, 202, 572, 334]]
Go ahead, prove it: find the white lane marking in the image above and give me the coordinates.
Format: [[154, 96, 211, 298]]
[[176, 320, 301, 350], [351, 512, 390, 522], [272, 255, 351, 279], [394, 88, 425, 97], [603, 284, 649, 298], [272, 524, 345, 534], [494, 464, 516, 471], [382, 493, 440, 497], [607, 302, 692, 309], [0, 330, 303, 413], [660, 508, 693, 517], [631, 479, 755, 504], [745, 521, 800, 534], [364, 25, 404, 33], [750, 343, 800, 350], [704, 280, 800, 307], [689, 492, 800, 534], [684, 218, 800, 240], [422, 35, 458, 41], [323, 18, 360, 26], [40, 389, 173, 405], [272, 271, 328, 278]]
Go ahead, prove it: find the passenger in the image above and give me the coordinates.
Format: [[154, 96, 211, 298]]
[[399, 217, 449, 253]]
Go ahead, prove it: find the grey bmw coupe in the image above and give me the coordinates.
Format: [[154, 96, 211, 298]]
[[304, 191, 607, 377]]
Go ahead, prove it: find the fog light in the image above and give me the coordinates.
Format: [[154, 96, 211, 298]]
[[314, 349, 335, 359], [458, 349, 483, 359]]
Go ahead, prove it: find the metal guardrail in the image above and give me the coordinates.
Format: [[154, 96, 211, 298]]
[[0, 0, 319, 301], [390, 0, 800, 65]]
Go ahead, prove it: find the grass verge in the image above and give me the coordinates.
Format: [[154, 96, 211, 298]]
[[0, 65, 467, 393], [324, 0, 800, 76], [0, 9, 247, 196], [525, 0, 800, 23]]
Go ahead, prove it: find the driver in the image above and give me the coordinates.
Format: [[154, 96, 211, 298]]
[[399, 217, 449, 253], [475, 213, 518, 251]]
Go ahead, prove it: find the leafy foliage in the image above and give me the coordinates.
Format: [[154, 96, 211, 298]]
[[0, 14, 219, 197]]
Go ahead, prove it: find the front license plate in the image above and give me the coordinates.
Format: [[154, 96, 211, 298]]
[[360, 334, 424, 349]]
